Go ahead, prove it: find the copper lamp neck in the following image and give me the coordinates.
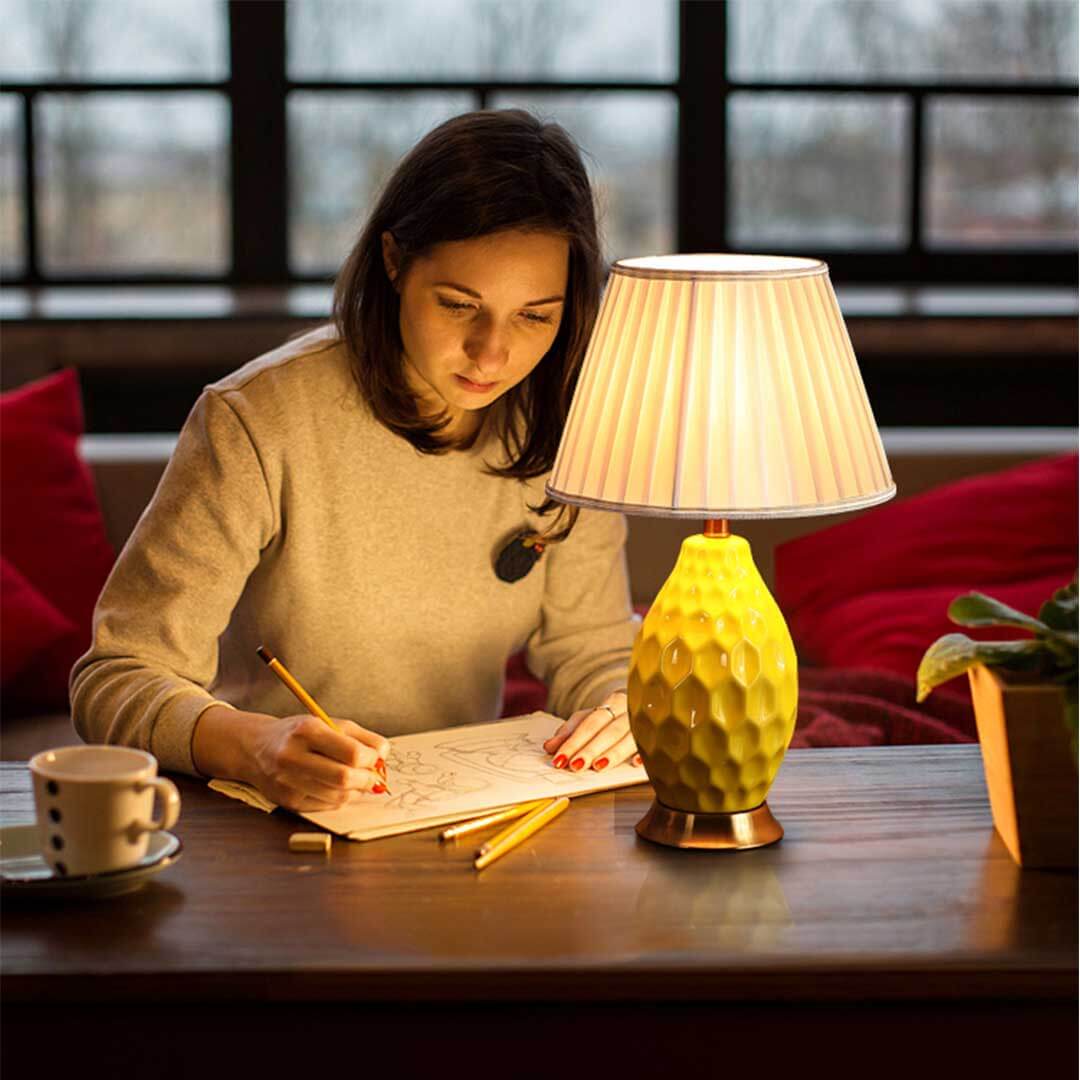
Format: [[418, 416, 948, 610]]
[[704, 519, 730, 538]]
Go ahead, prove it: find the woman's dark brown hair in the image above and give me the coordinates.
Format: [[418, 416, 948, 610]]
[[330, 108, 604, 546]]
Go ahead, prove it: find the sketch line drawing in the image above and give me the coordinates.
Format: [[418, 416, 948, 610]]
[[209, 714, 650, 841], [379, 747, 492, 812], [431, 731, 580, 787]]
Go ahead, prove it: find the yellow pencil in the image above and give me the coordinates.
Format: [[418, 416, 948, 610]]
[[477, 797, 559, 856], [474, 797, 570, 870], [256, 645, 392, 795], [439, 800, 550, 842]]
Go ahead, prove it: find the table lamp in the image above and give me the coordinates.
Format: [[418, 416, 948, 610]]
[[545, 254, 895, 850]]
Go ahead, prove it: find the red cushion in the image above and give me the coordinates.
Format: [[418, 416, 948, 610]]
[[788, 575, 1069, 688], [502, 649, 546, 716], [0, 369, 115, 712], [0, 556, 77, 684], [774, 453, 1079, 702]]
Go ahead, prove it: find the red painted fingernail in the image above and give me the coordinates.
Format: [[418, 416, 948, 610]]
[[570, 758, 585, 771], [632, 754, 642, 766], [552, 755, 568, 769], [593, 757, 609, 771], [372, 783, 386, 794]]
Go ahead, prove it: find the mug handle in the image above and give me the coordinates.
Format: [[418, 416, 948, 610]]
[[132, 777, 181, 833]]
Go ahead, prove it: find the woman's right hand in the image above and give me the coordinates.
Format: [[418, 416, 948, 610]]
[[243, 713, 392, 812]]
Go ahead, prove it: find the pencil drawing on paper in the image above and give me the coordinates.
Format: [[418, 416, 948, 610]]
[[431, 730, 578, 788], [379, 747, 491, 811], [377, 728, 576, 812], [203, 715, 647, 841]]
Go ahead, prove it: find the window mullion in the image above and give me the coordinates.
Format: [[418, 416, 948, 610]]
[[909, 89, 925, 258], [21, 92, 40, 284], [228, 0, 288, 284], [678, 0, 727, 253]]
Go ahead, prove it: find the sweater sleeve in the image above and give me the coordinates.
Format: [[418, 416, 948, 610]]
[[70, 388, 275, 777], [524, 505, 638, 719]]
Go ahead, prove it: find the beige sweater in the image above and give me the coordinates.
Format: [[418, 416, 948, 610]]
[[70, 325, 636, 778]]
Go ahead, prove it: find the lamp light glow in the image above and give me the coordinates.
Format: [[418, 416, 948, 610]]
[[546, 254, 895, 850]]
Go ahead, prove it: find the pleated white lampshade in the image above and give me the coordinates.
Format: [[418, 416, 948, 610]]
[[546, 254, 896, 519]]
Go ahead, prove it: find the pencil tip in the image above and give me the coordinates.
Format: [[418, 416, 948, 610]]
[[256, 645, 272, 664]]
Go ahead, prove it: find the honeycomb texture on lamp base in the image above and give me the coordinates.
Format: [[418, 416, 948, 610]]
[[628, 533, 798, 814]]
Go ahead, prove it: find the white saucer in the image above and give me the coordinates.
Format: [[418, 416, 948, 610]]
[[0, 825, 182, 899]]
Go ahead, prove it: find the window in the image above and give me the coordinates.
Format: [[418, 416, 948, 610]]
[[724, 0, 1078, 282], [0, 0, 1074, 287], [285, 0, 678, 274], [0, 0, 229, 282]]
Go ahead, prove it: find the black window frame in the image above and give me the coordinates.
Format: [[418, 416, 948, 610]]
[[1, 0, 1076, 288]]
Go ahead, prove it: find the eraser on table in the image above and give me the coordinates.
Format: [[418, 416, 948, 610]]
[[289, 832, 331, 854]]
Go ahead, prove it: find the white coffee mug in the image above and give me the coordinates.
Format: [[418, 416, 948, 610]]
[[29, 745, 181, 877]]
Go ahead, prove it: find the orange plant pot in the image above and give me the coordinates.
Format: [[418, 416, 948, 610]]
[[968, 663, 1078, 870]]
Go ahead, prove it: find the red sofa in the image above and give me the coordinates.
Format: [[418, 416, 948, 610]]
[[3, 368, 1077, 760]]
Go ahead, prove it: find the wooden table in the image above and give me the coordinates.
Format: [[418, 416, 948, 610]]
[[2, 746, 1075, 1078]]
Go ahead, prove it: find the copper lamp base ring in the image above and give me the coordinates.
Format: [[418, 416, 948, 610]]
[[635, 797, 784, 850]]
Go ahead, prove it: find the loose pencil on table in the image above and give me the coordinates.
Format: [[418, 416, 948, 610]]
[[439, 799, 550, 841], [473, 796, 570, 870]]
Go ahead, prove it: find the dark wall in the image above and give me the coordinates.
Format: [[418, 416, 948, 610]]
[[3, 314, 1077, 433]]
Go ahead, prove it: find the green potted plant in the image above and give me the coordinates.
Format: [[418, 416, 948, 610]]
[[917, 580, 1078, 870]]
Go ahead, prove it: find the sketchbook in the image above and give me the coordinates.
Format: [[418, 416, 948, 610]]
[[208, 711, 650, 841]]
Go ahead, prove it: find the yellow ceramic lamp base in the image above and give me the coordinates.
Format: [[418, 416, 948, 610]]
[[628, 529, 798, 851]]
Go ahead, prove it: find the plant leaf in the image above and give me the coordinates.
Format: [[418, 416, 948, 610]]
[[1042, 633, 1080, 667], [916, 634, 980, 702], [947, 592, 1048, 634], [916, 634, 1046, 702], [1039, 581, 1079, 634]]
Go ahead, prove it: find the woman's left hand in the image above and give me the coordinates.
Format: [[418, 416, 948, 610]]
[[542, 690, 642, 772]]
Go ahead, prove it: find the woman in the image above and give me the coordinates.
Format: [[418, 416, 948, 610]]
[[71, 109, 640, 813]]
